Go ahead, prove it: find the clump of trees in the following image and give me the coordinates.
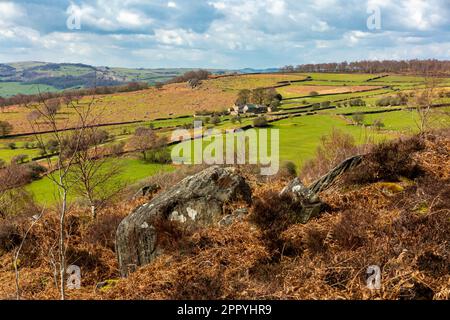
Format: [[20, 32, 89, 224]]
[[130, 127, 170, 163], [0, 82, 149, 109], [0, 121, 13, 137], [372, 119, 385, 130], [281, 59, 450, 75], [168, 70, 211, 88], [0, 161, 47, 189], [376, 94, 409, 106], [38, 139, 59, 156], [253, 116, 269, 128], [236, 88, 282, 109], [352, 113, 365, 126], [11, 154, 29, 164], [348, 98, 366, 107], [320, 101, 331, 108], [338, 99, 365, 107]]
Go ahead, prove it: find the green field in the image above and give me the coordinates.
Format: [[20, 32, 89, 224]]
[[360, 109, 450, 132], [281, 88, 393, 105], [2, 71, 448, 207], [307, 73, 383, 82], [0, 82, 59, 97], [26, 158, 174, 205], [174, 113, 394, 170], [0, 147, 40, 163]]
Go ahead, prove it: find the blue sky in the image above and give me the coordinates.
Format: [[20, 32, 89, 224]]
[[0, 0, 449, 69]]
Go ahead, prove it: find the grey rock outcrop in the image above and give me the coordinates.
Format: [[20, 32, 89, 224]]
[[279, 178, 324, 224], [308, 155, 363, 194], [281, 155, 363, 224], [116, 166, 252, 276]]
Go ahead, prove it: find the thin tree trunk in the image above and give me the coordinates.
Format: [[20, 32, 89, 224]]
[[59, 187, 67, 300], [14, 254, 20, 300]]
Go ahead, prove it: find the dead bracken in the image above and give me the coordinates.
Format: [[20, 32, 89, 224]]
[[0, 130, 448, 300]]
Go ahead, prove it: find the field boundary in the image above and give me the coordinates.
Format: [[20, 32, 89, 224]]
[[282, 86, 391, 101]]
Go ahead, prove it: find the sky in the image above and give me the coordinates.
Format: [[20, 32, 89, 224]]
[[0, 0, 449, 69]]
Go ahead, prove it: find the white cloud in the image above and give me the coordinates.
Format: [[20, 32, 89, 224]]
[[65, 3, 152, 31], [0, 0, 449, 68], [167, 1, 177, 8], [117, 11, 152, 27], [267, 0, 286, 16], [0, 2, 24, 21], [154, 29, 203, 46]]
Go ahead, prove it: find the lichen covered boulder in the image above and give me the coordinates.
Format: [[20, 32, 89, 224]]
[[116, 166, 252, 276]]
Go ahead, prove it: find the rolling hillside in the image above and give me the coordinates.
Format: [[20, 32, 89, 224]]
[[0, 62, 280, 97]]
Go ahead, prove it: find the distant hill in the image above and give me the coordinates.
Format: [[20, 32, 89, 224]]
[[0, 62, 195, 97], [0, 61, 280, 97], [237, 67, 280, 74]]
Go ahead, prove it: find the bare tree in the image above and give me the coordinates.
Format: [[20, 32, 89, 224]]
[[129, 127, 158, 161], [409, 74, 442, 133], [25, 90, 98, 300], [68, 128, 123, 218], [0, 121, 13, 137]]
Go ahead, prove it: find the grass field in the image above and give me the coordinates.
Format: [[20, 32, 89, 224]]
[[208, 73, 307, 91], [307, 73, 384, 82], [360, 108, 450, 132], [280, 88, 393, 107], [26, 158, 174, 205], [0, 82, 59, 97], [3, 72, 447, 135], [0, 146, 40, 163], [174, 113, 395, 170], [278, 84, 383, 99], [2, 71, 448, 207]]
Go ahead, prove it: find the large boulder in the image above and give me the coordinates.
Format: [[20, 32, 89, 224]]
[[116, 166, 252, 276]]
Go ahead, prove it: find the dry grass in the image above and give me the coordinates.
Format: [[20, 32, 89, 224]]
[[1, 83, 236, 134], [1, 73, 308, 134]]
